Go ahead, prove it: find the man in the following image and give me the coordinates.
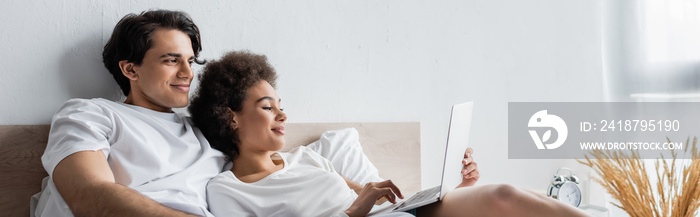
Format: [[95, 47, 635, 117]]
[[37, 10, 224, 217]]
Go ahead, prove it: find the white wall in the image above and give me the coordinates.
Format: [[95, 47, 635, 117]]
[[0, 0, 604, 198]]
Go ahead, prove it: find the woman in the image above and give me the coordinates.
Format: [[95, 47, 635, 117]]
[[189, 51, 590, 217]]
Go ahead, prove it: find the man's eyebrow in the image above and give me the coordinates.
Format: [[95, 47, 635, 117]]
[[160, 53, 195, 60], [160, 53, 182, 58], [256, 96, 281, 103]]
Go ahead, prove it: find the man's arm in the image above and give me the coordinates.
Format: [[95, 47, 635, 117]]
[[52, 150, 198, 217]]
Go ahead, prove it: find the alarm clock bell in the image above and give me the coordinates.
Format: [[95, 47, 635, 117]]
[[546, 167, 581, 207]]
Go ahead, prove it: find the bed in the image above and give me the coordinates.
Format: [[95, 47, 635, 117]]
[[0, 122, 420, 217]]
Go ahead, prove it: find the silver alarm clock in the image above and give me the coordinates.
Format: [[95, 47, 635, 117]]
[[546, 167, 581, 207]]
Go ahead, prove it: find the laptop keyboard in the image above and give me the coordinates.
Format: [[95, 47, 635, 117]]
[[393, 186, 441, 211]]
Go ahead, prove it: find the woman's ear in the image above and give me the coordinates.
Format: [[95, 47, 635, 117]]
[[227, 108, 238, 130], [119, 60, 138, 81]]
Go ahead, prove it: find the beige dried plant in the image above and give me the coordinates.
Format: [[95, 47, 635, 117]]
[[578, 137, 700, 217]]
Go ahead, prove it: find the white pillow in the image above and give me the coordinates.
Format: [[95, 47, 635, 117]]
[[306, 128, 384, 185]]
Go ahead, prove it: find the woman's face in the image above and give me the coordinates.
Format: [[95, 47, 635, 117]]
[[233, 80, 287, 152]]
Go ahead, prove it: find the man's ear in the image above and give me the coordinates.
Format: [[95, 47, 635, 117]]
[[118, 60, 138, 81]]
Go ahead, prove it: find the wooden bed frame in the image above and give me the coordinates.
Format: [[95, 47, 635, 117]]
[[0, 122, 420, 217]]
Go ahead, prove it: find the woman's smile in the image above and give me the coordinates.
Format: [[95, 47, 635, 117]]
[[272, 125, 286, 135]]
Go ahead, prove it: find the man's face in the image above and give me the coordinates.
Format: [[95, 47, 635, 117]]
[[129, 29, 195, 112]]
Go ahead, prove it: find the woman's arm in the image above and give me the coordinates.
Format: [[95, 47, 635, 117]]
[[458, 147, 480, 188], [343, 176, 389, 205], [343, 176, 363, 194], [344, 180, 404, 217]]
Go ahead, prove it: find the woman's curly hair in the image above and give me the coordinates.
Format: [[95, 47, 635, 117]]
[[189, 50, 277, 161]]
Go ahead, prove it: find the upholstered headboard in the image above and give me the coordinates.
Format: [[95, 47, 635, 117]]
[[0, 122, 420, 217]]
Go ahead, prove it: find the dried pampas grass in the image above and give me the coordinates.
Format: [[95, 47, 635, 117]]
[[578, 137, 700, 217]]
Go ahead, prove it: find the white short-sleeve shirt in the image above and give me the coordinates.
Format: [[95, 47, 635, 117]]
[[38, 98, 226, 217], [207, 146, 358, 217]]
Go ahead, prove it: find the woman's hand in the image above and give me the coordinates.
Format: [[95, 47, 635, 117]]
[[344, 180, 403, 217], [458, 147, 480, 188]]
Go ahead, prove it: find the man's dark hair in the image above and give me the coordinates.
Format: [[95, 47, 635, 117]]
[[102, 10, 205, 96], [189, 51, 277, 161]]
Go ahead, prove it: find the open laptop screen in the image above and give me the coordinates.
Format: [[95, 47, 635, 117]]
[[439, 101, 474, 200]]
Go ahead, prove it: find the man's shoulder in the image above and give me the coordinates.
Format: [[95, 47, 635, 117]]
[[58, 97, 115, 110], [61, 97, 119, 107], [51, 98, 134, 127], [56, 98, 132, 115]]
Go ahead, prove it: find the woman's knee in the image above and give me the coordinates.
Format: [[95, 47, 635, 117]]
[[491, 184, 519, 201], [483, 184, 521, 213]]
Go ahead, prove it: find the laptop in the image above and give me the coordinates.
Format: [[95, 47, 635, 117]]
[[369, 101, 474, 214]]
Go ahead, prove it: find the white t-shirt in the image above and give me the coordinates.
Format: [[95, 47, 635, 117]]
[[37, 98, 226, 217], [207, 146, 358, 217], [207, 146, 414, 217]]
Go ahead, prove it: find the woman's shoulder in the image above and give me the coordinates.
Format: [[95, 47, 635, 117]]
[[284, 146, 327, 161], [282, 146, 335, 172], [208, 170, 238, 188]]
